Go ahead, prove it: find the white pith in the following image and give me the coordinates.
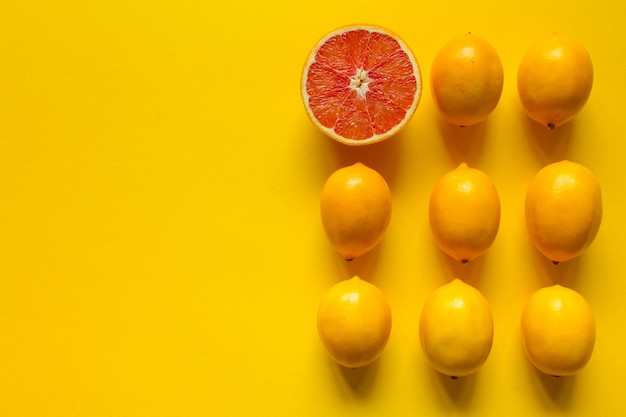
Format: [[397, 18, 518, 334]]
[[349, 68, 371, 99]]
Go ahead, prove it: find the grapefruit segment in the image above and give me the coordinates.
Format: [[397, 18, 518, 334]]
[[302, 25, 421, 146]]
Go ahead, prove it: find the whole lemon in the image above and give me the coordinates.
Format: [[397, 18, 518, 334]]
[[517, 33, 593, 129], [525, 160, 602, 264], [430, 33, 504, 127], [419, 279, 493, 378], [320, 162, 391, 260], [429, 163, 501, 263], [521, 285, 595, 376], [317, 276, 392, 368]]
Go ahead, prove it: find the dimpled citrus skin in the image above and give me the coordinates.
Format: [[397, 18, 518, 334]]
[[517, 33, 593, 129], [429, 163, 501, 263], [525, 160, 602, 263], [317, 276, 392, 368], [320, 162, 391, 260], [521, 285, 595, 376], [431, 33, 504, 127], [419, 279, 494, 377]]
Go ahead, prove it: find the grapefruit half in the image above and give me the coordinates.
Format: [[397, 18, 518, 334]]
[[301, 25, 422, 146]]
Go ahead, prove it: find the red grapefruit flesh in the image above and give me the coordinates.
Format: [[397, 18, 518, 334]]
[[301, 25, 422, 146]]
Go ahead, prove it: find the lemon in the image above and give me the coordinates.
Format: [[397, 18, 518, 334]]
[[429, 163, 501, 263], [517, 33, 593, 129], [320, 162, 392, 260], [317, 276, 392, 368], [419, 279, 493, 378], [430, 33, 504, 127], [521, 285, 595, 376], [525, 160, 602, 264]]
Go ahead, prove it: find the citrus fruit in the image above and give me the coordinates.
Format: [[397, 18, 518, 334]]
[[525, 160, 602, 264], [320, 162, 391, 260], [317, 276, 392, 368], [430, 33, 504, 127], [419, 279, 493, 378], [429, 163, 501, 263], [521, 285, 595, 376], [301, 25, 422, 145], [517, 33, 593, 129]]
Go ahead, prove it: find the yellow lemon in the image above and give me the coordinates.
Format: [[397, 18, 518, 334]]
[[317, 276, 392, 368], [525, 160, 602, 264], [320, 162, 391, 260], [517, 33, 593, 129], [521, 285, 595, 376], [430, 33, 504, 127], [429, 163, 501, 263], [419, 279, 493, 378]]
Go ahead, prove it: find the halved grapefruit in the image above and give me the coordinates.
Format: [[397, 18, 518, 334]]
[[301, 25, 422, 146]]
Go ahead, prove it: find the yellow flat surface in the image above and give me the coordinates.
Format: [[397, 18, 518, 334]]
[[1, 1, 625, 416]]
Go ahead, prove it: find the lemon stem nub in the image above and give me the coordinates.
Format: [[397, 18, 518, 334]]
[[451, 375, 459, 380], [461, 259, 469, 264], [552, 260, 560, 265], [547, 123, 556, 129]]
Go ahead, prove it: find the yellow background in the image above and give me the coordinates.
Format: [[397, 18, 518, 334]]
[[1, 1, 625, 416]]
